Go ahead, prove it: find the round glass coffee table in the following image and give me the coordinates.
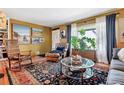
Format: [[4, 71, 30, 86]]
[[60, 57, 95, 83]]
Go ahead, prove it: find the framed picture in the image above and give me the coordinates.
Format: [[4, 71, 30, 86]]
[[60, 30, 66, 39], [32, 37, 44, 44], [18, 36, 30, 44], [32, 28, 43, 37], [13, 24, 30, 44]]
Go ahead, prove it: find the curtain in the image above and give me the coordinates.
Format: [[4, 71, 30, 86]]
[[96, 16, 108, 64], [70, 23, 78, 55], [66, 25, 71, 56], [52, 29, 60, 50], [71, 23, 78, 37], [106, 14, 116, 63]]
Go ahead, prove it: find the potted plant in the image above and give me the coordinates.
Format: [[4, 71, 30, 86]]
[[71, 28, 96, 55]]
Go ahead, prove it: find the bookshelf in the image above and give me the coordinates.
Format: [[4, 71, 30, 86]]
[[0, 29, 8, 58]]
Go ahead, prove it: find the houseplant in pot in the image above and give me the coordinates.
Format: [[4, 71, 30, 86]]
[[71, 28, 96, 63]]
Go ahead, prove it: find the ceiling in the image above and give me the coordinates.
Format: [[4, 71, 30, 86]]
[[0, 8, 112, 27]]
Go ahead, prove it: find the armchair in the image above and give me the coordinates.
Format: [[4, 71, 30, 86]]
[[55, 43, 69, 58], [45, 43, 68, 62], [6, 40, 32, 71]]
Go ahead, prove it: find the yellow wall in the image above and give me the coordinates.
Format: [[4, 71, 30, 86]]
[[51, 25, 67, 43], [59, 25, 67, 43], [116, 9, 124, 48], [9, 19, 52, 56]]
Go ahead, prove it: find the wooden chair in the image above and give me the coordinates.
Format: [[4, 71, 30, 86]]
[[5, 40, 32, 70]]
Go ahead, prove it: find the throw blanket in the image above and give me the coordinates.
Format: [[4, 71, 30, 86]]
[[50, 50, 62, 56]]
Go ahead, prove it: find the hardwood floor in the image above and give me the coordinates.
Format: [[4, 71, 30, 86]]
[[94, 62, 109, 72], [0, 56, 44, 85]]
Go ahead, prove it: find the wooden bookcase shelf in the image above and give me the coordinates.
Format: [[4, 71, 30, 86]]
[[0, 22, 8, 59]]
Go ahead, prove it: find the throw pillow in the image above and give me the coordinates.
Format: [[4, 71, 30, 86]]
[[118, 48, 124, 62], [113, 48, 120, 59], [56, 47, 65, 51], [51, 50, 62, 53]]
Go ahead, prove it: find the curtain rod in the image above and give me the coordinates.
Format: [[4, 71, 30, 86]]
[[105, 12, 120, 16], [74, 12, 120, 25]]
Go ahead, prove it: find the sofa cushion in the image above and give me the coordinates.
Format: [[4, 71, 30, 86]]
[[113, 48, 120, 59], [118, 48, 124, 62], [110, 59, 124, 71], [107, 69, 124, 85]]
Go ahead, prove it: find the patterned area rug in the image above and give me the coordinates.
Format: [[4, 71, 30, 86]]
[[24, 62, 108, 85], [6, 57, 46, 85], [6, 56, 108, 85]]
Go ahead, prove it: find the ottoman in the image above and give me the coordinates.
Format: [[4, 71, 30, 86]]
[[45, 53, 61, 62]]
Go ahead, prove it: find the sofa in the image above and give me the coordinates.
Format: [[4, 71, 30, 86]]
[[107, 48, 124, 85]]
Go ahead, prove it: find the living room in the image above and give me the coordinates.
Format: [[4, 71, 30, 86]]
[[0, 8, 124, 85]]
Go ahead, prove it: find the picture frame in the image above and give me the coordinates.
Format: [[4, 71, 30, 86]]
[[60, 30, 66, 39], [32, 28, 43, 37], [13, 24, 30, 44], [32, 37, 45, 44], [18, 36, 30, 44]]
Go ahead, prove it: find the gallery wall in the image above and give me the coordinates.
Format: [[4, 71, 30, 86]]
[[8, 19, 52, 56]]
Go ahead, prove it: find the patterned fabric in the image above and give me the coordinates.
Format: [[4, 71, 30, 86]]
[[51, 50, 62, 54], [56, 47, 65, 51], [56, 43, 69, 57], [118, 48, 124, 62], [25, 62, 108, 85]]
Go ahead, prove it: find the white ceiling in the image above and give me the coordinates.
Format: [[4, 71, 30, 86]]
[[0, 8, 112, 27]]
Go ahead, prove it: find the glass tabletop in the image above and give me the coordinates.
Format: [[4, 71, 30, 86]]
[[61, 57, 95, 69], [60, 57, 95, 80]]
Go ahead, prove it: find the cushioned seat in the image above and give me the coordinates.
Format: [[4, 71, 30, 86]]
[[107, 48, 124, 85], [45, 43, 68, 62], [110, 59, 124, 71], [45, 53, 61, 62], [107, 69, 124, 85]]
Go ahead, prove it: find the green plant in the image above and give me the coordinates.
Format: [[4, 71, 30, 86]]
[[71, 36, 79, 49], [71, 29, 96, 51]]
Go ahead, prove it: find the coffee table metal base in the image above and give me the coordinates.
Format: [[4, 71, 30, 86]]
[[61, 66, 94, 84]]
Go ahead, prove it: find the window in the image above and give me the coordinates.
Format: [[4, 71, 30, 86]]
[[78, 28, 96, 50], [71, 23, 96, 51]]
